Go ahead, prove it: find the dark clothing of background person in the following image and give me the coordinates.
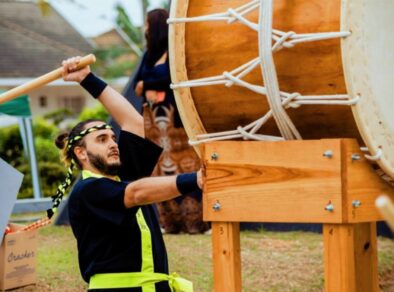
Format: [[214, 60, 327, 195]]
[[68, 130, 172, 292], [134, 52, 182, 128], [133, 51, 209, 235]]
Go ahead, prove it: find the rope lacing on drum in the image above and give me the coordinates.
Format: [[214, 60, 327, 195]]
[[168, 0, 357, 143], [167, 1, 351, 52], [361, 147, 383, 161], [168, 0, 260, 25]]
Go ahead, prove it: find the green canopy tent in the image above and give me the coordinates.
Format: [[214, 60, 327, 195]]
[[0, 94, 31, 117], [0, 93, 42, 200]]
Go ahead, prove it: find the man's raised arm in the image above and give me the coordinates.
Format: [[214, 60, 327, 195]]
[[62, 57, 144, 137]]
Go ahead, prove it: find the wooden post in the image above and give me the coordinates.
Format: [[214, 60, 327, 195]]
[[212, 222, 242, 292], [323, 223, 379, 292]]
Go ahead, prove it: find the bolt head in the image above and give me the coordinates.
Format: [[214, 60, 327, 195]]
[[325, 204, 334, 212], [211, 152, 219, 161], [351, 154, 361, 161], [352, 200, 362, 208], [212, 202, 221, 211]]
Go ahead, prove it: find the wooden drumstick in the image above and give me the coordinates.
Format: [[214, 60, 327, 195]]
[[0, 54, 96, 105], [376, 195, 394, 231]]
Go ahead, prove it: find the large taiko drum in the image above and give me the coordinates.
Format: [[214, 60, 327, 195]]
[[168, 0, 394, 178]]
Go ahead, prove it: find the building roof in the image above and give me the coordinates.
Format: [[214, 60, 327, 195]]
[[90, 26, 142, 58], [0, 0, 93, 78], [90, 28, 129, 48]]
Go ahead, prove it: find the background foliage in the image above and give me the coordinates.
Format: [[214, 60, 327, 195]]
[[0, 0, 171, 198], [0, 104, 109, 199]]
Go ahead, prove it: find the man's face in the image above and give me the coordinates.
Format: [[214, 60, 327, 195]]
[[76, 122, 121, 175]]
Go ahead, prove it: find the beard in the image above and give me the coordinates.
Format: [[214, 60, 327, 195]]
[[87, 151, 121, 176]]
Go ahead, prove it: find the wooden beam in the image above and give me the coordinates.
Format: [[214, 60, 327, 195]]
[[202, 139, 343, 223], [202, 139, 394, 223], [341, 139, 394, 223], [211, 222, 242, 292], [323, 223, 379, 292]]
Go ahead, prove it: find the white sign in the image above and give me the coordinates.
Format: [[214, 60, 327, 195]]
[[0, 158, 23, 243]]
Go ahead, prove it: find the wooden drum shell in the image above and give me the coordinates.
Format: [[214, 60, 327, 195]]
[[170, 0, 362, 142]]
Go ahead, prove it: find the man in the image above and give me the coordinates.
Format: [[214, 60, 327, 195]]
[[57, 57, 199, 291]]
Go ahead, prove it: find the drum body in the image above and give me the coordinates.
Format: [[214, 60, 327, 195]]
[[169, 0, 394, 178]]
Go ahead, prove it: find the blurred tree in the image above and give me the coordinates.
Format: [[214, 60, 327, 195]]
[[161, 0, 171, 11], [91, 45, 138, 79], [37, 0, 51, 16], [43, 108, 74, 126], [78, 103, 109, 122], [33, 118, 57, 139], [116, 4, 143, 49], [0, 124, 24, 168], [141, 0, 149, 46], [0, 118, 66, 199], [91, 2, 150, 78]]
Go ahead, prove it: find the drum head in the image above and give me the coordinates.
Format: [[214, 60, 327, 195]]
[[342, 0, 394, 177]]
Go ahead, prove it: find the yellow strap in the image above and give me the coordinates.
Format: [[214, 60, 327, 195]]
[[82, 170, 120, 181], [136, 209, 154, 273], [89, 272, 193, 292]]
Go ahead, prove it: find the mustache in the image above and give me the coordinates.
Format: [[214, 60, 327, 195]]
[[108, 150, 119, 156]]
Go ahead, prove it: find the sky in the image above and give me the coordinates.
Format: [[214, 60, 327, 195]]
[[51, 0, 166, 37]]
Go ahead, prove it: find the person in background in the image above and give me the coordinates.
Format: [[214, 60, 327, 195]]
[[134, 9, 209, 234]]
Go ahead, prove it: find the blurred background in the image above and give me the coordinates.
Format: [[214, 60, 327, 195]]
[[0, 2, 393, 291], [0, 0, 169, 203]]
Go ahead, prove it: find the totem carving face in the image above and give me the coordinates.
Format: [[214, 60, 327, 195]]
[[179, 153, 199, 172], [144, 104, 200, 176], [144, 105, 207, 234]]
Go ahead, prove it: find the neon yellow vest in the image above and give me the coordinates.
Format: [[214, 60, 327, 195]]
[[82, 170, 193, 292]]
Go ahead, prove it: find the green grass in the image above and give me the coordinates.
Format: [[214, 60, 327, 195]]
[[10, 226, 394, 292]]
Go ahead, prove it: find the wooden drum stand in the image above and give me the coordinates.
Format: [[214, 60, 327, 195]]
[[201, 138, 394, 291]]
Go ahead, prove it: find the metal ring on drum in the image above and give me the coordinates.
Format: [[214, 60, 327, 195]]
[[168, 0, 394, 179]]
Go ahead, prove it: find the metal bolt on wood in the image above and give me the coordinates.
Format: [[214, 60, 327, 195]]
[[323, 150, 333, 158], [351, 154, 361, 161], [211, 152, 219, 161], [325, 203, 334, 212], [212, 201, 221, 211], [352, 200, 362, 208]]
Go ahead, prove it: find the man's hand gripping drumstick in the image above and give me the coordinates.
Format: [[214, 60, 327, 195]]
[[0, 54, 96, 105], [62, 56, 144, 138]]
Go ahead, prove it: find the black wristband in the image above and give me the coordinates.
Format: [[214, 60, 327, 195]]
[[176, 172, 200, 195], [80, 72, 107, 99]]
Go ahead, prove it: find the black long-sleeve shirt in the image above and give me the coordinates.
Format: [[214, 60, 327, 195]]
[[68, 131, 171, 292]]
